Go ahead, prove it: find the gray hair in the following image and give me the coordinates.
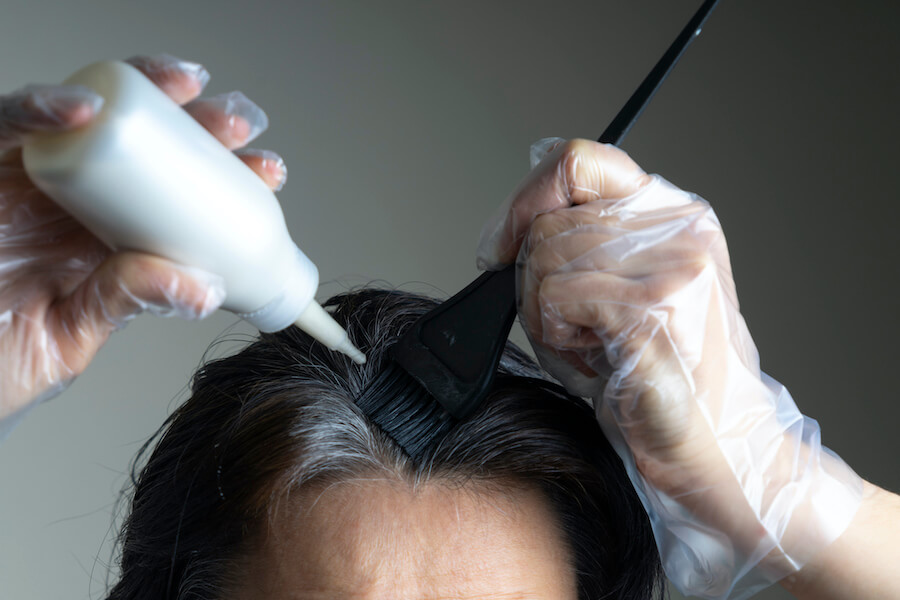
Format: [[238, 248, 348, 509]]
[[107, 288, 665, 600]]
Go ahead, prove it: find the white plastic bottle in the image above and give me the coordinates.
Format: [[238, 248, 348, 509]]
[[22, 60, 365, 364]]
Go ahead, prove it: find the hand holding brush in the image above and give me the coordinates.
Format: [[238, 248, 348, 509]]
[[477, 137, 863, 598], [356, 1, 872, 596]]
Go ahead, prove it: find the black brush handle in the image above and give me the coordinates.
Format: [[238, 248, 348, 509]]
[[395, 0, 721, 418], [600, 0, 721, 145]]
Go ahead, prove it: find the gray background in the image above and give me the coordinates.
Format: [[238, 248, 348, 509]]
[[1, 1, 897, 598]]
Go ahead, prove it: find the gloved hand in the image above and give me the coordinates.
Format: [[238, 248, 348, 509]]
[[0, 54, 288, 438], [477, 138, 863, 600]]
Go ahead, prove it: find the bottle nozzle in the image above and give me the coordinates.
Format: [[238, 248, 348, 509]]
[[334, 337, 367, 365], [293, 300, 367, 365]]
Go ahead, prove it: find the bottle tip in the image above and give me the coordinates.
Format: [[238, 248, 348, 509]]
[[336, 338, 367, 365]]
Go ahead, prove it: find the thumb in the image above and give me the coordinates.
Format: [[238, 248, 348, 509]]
[[477, 138, 649, 271], [50, 252, 225, 373]]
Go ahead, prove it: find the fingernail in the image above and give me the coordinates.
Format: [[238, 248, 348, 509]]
[[274, 159, 288, 191], [198, 275, 227, 319], [187, 62, 212, 90], [19, 84, 105, 125], [208, 91, 269, 144], [236, 148, 287, 190], [189, 269, 227, 319], [127, 53, 211, 91], [530, 137, 566, 169], [165, 265, 226, 320]]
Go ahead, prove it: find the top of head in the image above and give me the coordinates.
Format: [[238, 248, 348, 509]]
[[107, 288, 664, 600]]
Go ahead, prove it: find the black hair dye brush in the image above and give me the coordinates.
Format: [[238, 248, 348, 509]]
[[356, 0, 722, 460]]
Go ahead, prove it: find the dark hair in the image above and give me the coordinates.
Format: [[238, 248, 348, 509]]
[[107, 289, 665, 600]]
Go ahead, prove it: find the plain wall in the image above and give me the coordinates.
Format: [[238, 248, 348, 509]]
[[0, 1, 897, 598]]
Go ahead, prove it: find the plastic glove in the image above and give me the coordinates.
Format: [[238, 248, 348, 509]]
[[478, 138, 863, 600], [0, 54, 288, 440]]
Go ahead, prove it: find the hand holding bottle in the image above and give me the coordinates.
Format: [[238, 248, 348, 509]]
[[0, 54, 286, 433]]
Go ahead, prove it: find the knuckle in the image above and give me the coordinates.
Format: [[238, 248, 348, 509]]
[[629, 277, 653, 302], [560, 138, 595, 161], [528, 211, 565, 245], [538, 310, 575, 347], [558, 140, 585, 179], [558, 139, 611, 203], [643, 258, 710, 302], [112, 252, 168, 292], [521, 236, 566, 283]]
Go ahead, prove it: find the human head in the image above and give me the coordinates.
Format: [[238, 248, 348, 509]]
[[107, 289, 664, 599]]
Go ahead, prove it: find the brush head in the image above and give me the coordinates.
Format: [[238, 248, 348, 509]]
[[391, 267, 518, 419], [354, 268, 517, 459], [354, 360, 455, 460]]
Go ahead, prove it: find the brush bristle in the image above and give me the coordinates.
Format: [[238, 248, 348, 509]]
[[355, 361, 455, 460]]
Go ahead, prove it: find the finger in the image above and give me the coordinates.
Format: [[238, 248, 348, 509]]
[[524, 194, 709, 247], [531, 340, 608, 382], [528, 136, 567, 169], [533, 271, 651, 352], [523, 270, 698, 436], [234, 148, 287, 191], [523, 227, 713, 287], [124, 53, 210, 105], [49, 252, 226, 373], [535, 264, 724, 375], [477, 139, 651, 269], [0, 84, 104, 151], [182, 91, 269, 150], [523, 231, 620, 287], [524, 204, 614, 248], [519, 208, 621, 282], [521, 262, 708, 375]]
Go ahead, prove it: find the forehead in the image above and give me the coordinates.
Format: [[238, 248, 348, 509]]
[[231, 478, 576, 600]]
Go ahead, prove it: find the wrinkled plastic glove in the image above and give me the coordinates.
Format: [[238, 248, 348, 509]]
[[0, 54, 288, 440], [477, 138, 863, 600]]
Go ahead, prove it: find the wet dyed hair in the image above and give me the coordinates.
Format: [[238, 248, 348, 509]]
[[106, 289, 665, 600]]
